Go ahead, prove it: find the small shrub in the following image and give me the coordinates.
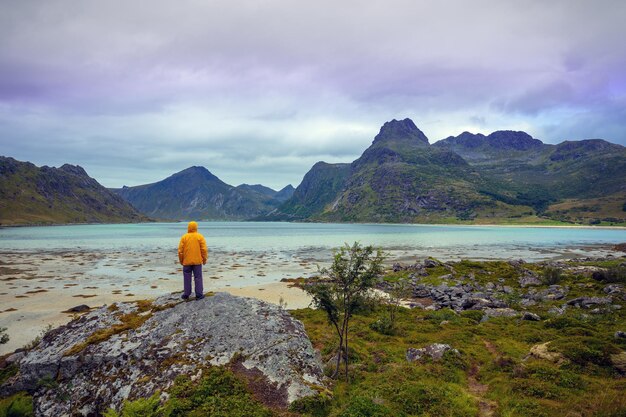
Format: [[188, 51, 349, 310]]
[[550, 336, 620, 368], [370, 316, 395, 335], [424, 308, 458, 323], [511, 379, 560, 399], [387, 379, 477, 417], [459, 310, 483, 323], [0, 327, 8, 345], [592, 267, 626, 283], [542, 267, 563, 285], [289, 394, 331, 417], [0, 392, 34, 417], [337, 396, 396, 417], [544, 316, 589, 331], [103, 393, 160, 417], [0, 364, 18, 385]]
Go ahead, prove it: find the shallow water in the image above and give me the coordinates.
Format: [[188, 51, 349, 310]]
[[1, 221, 625, 256], [0, 222, 624, 354]]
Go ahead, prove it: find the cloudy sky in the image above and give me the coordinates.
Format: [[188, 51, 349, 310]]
[[1, 0, 625, 189]]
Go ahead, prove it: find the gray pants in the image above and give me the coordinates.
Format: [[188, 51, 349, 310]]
[[183, 264, 203, 297]]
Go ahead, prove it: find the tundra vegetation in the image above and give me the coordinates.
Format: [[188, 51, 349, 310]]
[[1, 249, 626, 416]]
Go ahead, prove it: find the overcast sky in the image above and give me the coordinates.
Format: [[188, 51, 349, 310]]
[[1, 0, 625, 189]]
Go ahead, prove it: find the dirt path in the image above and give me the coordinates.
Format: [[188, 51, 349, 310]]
[[466, 339, 499, 417]]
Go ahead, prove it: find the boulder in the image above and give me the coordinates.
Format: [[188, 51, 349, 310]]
[[63, 304, 91, 313], [406, 343, 459, 362], [483, 308, 520, 319], [522, 312, 541, 321], [566, 296, 613, 308], [423, 258, 440, 268], [0, 293, 325, 416], [527, 342, 567, 365], [611, 352, 626, 374], [519, 273, 542, 287]]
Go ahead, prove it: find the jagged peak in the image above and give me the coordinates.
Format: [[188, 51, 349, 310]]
[[373, 118, 429, 145], [173, 166, 217, 178], [59, 164, 88, 176]]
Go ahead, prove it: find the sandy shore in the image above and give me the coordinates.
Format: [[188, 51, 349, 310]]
[[1, 243, 624, 355]]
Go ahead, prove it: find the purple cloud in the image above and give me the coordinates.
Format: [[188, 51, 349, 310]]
[[0, 0, 625, 189]]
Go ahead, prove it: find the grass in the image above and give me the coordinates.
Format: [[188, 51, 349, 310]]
[[4, 260, 625, 416]]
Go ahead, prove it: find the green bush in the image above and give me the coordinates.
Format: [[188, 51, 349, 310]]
[[542, 267, 563, 285], [544, 316, 590, 331], [369, 316, 395, 335], [424, 308, 459, 323], [387, 379, 477, 417], [0, 393, 34, 417], [550, 337, 620, 368], [337, 396, 396, 417], [289, 394, 331, 417], [459, 310, 483, 323], [511, 379, 560, 399], [591, 267, 626, 283], [0, 365, 18, 386]]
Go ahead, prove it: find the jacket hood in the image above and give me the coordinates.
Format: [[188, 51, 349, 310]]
[[187, 221, 198, 233]]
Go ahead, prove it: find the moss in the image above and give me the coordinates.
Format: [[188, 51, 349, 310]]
[[0, 392, 34, 417], [0, 365, 18, 386], [64, 307, 154, 356]]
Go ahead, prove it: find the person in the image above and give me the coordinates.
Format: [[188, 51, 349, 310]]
[[178, 221, 208, 300]]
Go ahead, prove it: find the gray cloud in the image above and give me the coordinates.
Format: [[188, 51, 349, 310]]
[[1, 0, 625, 189]]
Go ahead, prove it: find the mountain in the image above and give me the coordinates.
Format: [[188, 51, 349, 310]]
[[236, 183, 277, 197], [112, 166, 284, 220], [268, 162, 351, 220], [0, 156, 148, 225], [274, 184, 295, 202], [273, 119, 626, 224]]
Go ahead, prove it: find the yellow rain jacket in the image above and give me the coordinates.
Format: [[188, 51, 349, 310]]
[[178, 221, 208, 265]]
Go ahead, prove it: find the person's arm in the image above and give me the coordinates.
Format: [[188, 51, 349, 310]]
[[201, 236, 208, 265], [178, 236, 185, 264]]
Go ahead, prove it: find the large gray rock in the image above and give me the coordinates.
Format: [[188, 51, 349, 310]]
[[1, 293, 325, 416]]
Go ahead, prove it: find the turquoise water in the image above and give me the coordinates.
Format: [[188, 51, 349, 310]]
[[1, 222, 624, 260]]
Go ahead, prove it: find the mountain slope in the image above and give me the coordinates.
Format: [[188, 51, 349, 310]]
[[276, 119, 626, 224], [113, 167, 283, 220], [0, 156, 148, 225]]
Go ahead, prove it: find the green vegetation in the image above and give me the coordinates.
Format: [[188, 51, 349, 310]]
[[3, 257, 625, 416], [0, 156, 148, 225], [0, 393, 33, 417], [592, 266, 626, 284], [104, 367, 272, 417], [0, 328, 7, 345], [303, 242, 384, 381], [290, 257, 626, 416]]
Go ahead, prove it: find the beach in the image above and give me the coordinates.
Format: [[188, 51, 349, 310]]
[[2, 221, 626, 355]]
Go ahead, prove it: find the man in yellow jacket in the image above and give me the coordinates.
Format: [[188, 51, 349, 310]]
[[178, 221, 208, 300]]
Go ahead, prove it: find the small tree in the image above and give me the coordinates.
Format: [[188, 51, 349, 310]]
[[0, 327, 8, 345], [304, 242, 384, 382]]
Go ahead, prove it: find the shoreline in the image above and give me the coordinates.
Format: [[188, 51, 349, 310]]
[[2, 220, 626, 230]]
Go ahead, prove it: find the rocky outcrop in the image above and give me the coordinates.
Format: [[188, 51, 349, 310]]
[[406, 344, 459, 362], [1, 293, 325, 416]]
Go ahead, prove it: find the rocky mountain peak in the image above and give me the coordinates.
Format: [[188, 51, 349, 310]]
[[58, 164, 88, 176], [486, 130, 543, 150], [373, 118, 429, 145]]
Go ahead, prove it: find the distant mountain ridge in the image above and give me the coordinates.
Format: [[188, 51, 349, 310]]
[[268, 118, 626, 225], [112, 167, 294, 220], [0, 156, 148, 225]]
